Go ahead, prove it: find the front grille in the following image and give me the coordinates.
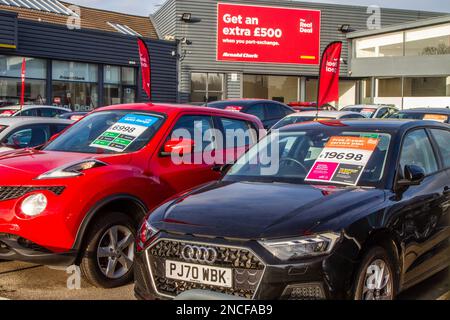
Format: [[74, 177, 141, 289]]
[[148, 239, 265, 299], [0, 186, 65, 201]]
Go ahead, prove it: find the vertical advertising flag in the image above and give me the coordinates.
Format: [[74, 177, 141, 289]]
[[20, 57, 26, 109], [137, 38, 151, 100], [317, 41, 342, 107]]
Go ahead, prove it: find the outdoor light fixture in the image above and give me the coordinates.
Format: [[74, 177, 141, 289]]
[[339, 24, 355, 33], [181, 12, 202, 23]]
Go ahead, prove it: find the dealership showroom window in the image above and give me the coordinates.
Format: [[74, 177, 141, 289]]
[[0, 55, 47, 106], [0, 56, 138, 110]]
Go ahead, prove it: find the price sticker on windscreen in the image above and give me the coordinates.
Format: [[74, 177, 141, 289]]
[[90, 114, 159, 152], [423, 114, 448, 123], [305, 136, 380, 186]]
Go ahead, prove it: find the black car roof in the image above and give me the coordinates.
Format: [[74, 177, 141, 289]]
[[278, 119, 449, 133], [398, 108, 450, 114]]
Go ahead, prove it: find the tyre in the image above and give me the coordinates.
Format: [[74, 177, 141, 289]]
[[353, 246, 397, 300], [79, 212, 137, 288]]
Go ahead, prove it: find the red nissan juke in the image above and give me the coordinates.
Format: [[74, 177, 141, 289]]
[[0, 103, 263, 288]]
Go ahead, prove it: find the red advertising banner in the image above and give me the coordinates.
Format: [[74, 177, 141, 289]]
[[217, 3, 321, 64], [137, 38, 151, 100], [317, 41, 342, 107], [20, 58, 26, 109]]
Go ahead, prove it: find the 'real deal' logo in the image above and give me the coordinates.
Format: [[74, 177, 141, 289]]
[[299, 18, 314, 34]]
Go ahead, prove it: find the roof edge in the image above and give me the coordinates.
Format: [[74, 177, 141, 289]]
[[347, 14, 450, 38]]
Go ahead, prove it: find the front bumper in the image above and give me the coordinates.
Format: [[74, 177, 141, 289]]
[[0, 233, 77, 266], [134, 233, 358, 300]]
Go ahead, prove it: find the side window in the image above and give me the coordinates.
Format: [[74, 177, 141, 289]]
[[170, 115, 214, 152], [265, 104, 285, 120], [341, 114, 363, 119], [245, 105, 265, 121], [399, 129, 438, 176], [4, 125, 51, 148], [17, 109, 38, 117], [377, 108, 389, 118], [219, 117, 257, 148], [39, 108, 59, 117], [430, 129, 450, 168], [53, 124, 70, 135]]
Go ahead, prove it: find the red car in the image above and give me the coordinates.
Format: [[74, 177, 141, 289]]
[[0, 103, 263, 288]]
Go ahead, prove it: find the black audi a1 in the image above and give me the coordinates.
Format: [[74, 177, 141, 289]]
[[134, 119, 450, 300]]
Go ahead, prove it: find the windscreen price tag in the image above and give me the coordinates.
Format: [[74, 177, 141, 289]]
[[305, 136, 379, 186], [423, 114, 448, 123], [90, 114, 159, 152]]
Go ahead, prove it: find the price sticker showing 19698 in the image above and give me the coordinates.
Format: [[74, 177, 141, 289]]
[[90, 114, 160, 152], [306, 136, 380, 186]]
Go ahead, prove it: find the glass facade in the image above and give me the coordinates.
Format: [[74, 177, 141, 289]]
[[0, 55, 47, 106], [243, 75, 299, 103], [405, 23, 450, 56], [191, 73, 224, 103], [355, 23, 450, 58], [103, 65, 137, 106], [0, 55, 138, 109], [52, 60, 98, 111]]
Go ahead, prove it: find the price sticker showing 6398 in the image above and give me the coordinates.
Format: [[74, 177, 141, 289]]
[[306, 136, 380, 186]]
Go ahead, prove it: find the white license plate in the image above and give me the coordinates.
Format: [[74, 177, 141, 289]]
[[165, 260, 233, 288]]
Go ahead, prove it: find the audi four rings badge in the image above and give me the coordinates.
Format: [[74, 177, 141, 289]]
[[181, 245, 218, 264]]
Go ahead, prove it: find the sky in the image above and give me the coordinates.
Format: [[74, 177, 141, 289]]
[[68, 0, 450, 16]]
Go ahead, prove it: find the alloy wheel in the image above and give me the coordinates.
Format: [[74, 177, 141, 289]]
[[96, 225, 135, 279], [362, 258, 394, 300]]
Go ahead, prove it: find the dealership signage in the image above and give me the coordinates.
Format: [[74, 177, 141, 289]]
[[217, 3, 321, 64]]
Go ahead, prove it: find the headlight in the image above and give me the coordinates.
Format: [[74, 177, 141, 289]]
[[36, 160, 107, 180], [21, 193, 48, 217], [136, 220, 159, 252], [259, 232, 341, 261]]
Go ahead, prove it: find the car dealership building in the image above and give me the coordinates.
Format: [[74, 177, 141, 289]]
[[0, 0, 178, 111], [153, 0, 449, 108]]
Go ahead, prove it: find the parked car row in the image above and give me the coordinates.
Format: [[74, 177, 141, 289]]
[[0, 100, 448, 300]]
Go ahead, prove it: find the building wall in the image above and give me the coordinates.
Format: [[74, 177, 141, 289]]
[[153, 0, 442, 102], [0, 11, 178, 104]]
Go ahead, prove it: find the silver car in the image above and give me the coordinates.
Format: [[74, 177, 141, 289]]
[[0, 105, 71, 117], [342, 104, 398, 119], [0, 117, 73, 152], [272, 110, 365, 130]]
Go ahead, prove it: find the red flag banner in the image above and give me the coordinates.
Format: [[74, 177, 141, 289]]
[[317, 41, 342, 107], [137, 38, 151, 100], [20, 57, 26, 109]]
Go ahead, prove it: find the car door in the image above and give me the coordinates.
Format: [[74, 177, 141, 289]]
[[149, 113, 222, 196], [2, 124, 51, 148], [392, 128, 449, 289], [215, 116, 259, 165]]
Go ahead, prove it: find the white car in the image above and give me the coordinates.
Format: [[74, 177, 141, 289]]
[[271, 110, 365, 130], [0, 117, 73, 153], [342, 104, 398, 119], [0, 105, 72, 117]]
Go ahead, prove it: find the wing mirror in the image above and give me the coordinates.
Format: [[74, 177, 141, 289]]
[[49, 133, 60, 142], [161, 138, 195, 157], [397, 165, 425, 187]]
